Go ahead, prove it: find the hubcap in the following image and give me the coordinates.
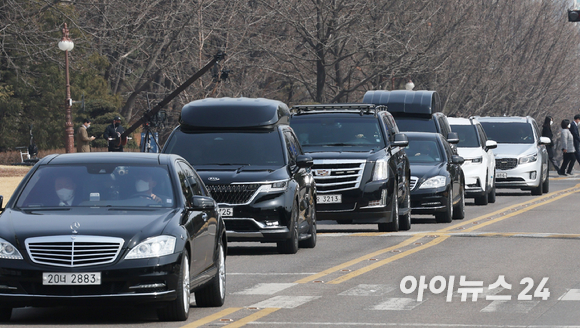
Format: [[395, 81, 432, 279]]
[[182, 256, 190, 311], [218, 244, 226, 300]]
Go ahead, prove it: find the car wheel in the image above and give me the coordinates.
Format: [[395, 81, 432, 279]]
[[435, 188, 453, 223], [398, 185, 412, 231], [157, 250, 190, 321], [299, 210, 317, 248], [531, 172, 543, 195], [487, 175, 496, 203], [452, 183, 465, 220], [194, 240, 226, 307], [277, 201, 299, 254], [379, 192, 399, 232], [542, 174, 549, 193], [0, 308, 11, 322]]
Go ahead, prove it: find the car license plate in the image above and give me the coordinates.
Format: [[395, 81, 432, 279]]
[[219, 207, 233, 217], [317, 194, 342, 204], [496, 172, 507, 179], [43, 272, 101, 285]]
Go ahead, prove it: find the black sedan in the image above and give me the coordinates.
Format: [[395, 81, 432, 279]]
[[0, 153, 226, 321], [405, 132, 465, 223]]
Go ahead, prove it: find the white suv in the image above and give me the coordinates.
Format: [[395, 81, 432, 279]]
[[448, 117, 497, 205], [478, 116, 550, 195]]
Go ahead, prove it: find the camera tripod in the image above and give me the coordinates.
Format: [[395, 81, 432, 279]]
[[141, 124, 161, 153]]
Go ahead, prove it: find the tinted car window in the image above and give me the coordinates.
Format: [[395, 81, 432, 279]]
[[480, 122, 534, 144], [290, 116, 386, 151], [164, 130, 285, 166], [16, 165, 175, 208], [451, 124, 480, 148], [405, 139, 444, 164], [395, 117, 438, 133]]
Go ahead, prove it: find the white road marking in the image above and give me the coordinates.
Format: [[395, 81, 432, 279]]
[[249, 296, 320, 309], [234, 283, 297, 295], [249, 322, 580, 327], [369, 297, 424, 311], [339, 284, 395, 296], [559, 289, 580, 300], [452, 287, 504, 299], [480, 300, 539, 313], [228, 272, 317, 275]]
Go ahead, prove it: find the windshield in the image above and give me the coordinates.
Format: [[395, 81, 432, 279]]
[[405, 139, 444, 164], [164, 130, 285, 167], [450, 124, 480, 148], [480, 122, 534, 144], [290, 116, 386, 151], [394, 117, 437, 133], [16, 165, 175, 209]]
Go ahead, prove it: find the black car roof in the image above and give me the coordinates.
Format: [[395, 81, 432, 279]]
[[39, 152, 178, 166], [403, 131, 444, 141], [180, 97, 290, 129], [362, 90, 441, 116]]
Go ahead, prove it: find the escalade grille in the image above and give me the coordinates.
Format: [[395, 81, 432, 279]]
[[496, 158, 518, 170], [26, 236, 124, 268], [207, 184, 261, 204], [312, 160, 366, 193]]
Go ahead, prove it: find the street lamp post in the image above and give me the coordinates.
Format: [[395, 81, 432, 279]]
[[58, 23, 74, 153]]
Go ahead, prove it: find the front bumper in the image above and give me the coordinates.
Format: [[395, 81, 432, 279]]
[[315, 179, 394, 223], [410, 186, 449, 215], [0, 254, 182, 308], [495, 160, 542, 189], [461, 162, 487, 197]]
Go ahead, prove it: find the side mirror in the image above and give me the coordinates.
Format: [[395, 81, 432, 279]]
[[392, 133, 409, 147], [451, 155, 465, 165], [191, 196, 215, 210], [485, 140, 498, 150], [447, 132, 460, 144], [297, 154, 314, 168], [186, 176, 197, 188], [539, 136, 551, 145]]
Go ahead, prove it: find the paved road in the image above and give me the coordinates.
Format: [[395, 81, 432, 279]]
[[8, 172, 580, 327]]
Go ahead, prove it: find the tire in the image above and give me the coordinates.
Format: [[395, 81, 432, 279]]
[[435, 188, 453, 223], [531, 172, 543, 195], [452, 184, 465, 220], [542, 174, 549, 193], [487, 183, 496, 203], [379, 192, 399, 232], [299, 210, 317, 249], [398, 185, 412, 231], [277, 201, 299, 254], [157, 250, 190, 321], [0, 308, 11, 322], [194, 240, 226, 307]]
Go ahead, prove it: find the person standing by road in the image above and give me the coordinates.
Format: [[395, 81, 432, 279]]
[[542, 116, 559, 172], [559, 119, 575, 176], [568, 114, 580, 173], [76, 118, 96, 152], [103, 116, 125, 152]]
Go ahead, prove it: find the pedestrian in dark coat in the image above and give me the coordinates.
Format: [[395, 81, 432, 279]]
[[103, 116, 125, 152], [541, 116, 559, 171], [568, 114, 580, 172], [559, 119, 575, 176]]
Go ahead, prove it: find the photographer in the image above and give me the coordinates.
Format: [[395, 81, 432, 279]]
[[103, 116, 125, 152]]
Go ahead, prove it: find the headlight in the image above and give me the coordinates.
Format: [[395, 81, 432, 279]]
[[419, 176, 447, 189], [126, 236, 176, 259], [471, 157, 483, 164], [0, 238, 23, 260], [372, 159, 389, 181], [259, 180, 288, 192], [518, 153, 537, 164]]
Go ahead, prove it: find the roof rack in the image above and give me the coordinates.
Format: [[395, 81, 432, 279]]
[[291, 103, 387, 116]]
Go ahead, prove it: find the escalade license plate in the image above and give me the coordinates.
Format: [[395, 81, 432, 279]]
[[496, 172, 507, 179], [43, 272, 101, 285], [317, 194, 342, 204], [219, 207, 233, 217]]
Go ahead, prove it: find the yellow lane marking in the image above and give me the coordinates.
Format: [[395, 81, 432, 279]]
[[327, 235, 450, 284], [293, 234, 424, 284], [304, 184, 580, 284], [181, 307, 242, 328], [222, 308, 280, 328]]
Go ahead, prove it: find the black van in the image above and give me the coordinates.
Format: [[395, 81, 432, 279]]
[[162, 98, 316, 254], [362, 90, 458, 144]]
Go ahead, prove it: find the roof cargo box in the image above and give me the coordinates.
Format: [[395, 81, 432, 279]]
[[362, 90, 441, 117], [180, 97, 290, 129]]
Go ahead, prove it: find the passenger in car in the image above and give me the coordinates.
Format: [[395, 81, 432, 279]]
[[54, 176, 78, 206], [132, 172, 163, 203]]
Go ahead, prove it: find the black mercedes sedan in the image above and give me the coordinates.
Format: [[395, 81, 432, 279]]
[[0, 153, 226, 322], [405, 132, 466, 223]]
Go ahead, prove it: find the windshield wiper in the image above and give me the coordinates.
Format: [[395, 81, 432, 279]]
[[323, 143, 353, 147]]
